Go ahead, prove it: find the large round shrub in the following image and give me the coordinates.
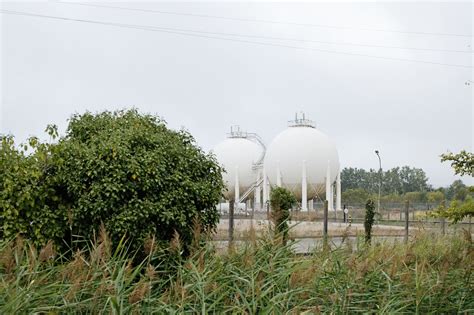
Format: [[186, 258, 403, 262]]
[[1, 110, 225, 253]]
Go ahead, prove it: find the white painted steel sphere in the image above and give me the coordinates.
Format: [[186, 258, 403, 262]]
[[212, 138, 262, 199], [264, 126, 339, 199]]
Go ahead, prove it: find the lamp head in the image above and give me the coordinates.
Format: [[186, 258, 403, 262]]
[[375, 150, 379, 155]]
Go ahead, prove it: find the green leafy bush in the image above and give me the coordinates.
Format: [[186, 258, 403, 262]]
[[270, 187, 297, 244], [0, 109, 225, 255], [364, 199, 375, 244], [0, 134, 67, 247]]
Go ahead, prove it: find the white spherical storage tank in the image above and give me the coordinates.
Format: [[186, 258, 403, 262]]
[[264, 118, 340, 202], [212, 130, 263, 200]]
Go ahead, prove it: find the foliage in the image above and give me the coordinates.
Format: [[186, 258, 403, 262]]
[[444, 179, 470, 201], [270, 187, 297, 244], [432, 197, 474, 223], [441, 150, 474, 176], [341, 166, 430, 195], [426, 191, 444, 206], [0, 232, 472, 313], [0, 134, 67, 247], [404, 191, 427, 203], [0, 109, 225, 255], [380, 193, 403, 204], [364, 199, 376, 244], [341, 188, 372, 205], [432, 151, 473, 222]]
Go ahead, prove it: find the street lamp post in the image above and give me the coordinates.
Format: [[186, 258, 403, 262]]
[[375, 150, 382, 214]]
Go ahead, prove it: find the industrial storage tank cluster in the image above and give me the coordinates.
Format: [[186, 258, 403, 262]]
[[212, 113, 341, 211]]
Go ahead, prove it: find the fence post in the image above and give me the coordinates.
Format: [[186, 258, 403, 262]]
[[323, 200, 329, 248], [441, 217, 446, 236], [404, 200, 409, 244], [229, 199, 234, 245]]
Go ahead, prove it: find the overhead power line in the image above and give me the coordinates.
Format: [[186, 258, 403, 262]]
[[1, 9, 472, 69], [50, 4, 474, 54], [61, 2, 472, 38]]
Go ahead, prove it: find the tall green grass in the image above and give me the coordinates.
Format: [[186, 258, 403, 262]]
[[0, 229, 472, 314]]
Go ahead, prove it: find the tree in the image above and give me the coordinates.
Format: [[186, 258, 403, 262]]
[[404, 191, 427, 203], [441, 150, 474, 176], [399, 166, 429, 193], [446, 180, 468, 201], [364, 199, 376, 244], [1, 109, 225, 255], [270, 187, 297, 244], [427, 191, 444, 207], [342, 188, 371, 205], [341, 166, 429, 195], [0, 134, 67, 247], [433, 198, 474, 223], [432, 151, 473, 222], [382, 167, 403, 195]]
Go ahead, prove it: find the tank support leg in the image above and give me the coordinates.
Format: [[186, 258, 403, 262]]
[[302, 160, 308, 211]]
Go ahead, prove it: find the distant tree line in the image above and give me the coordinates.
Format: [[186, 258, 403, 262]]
[[341, 166, 472, 206]]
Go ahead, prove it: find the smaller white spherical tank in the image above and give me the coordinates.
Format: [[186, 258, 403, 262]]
[[264, 125, 340, 199], [212, 137, 263, 200]]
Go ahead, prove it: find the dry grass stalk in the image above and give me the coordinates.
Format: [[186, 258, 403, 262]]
[[62, 250, 86, 281], [144, 235, 156, 256], [145, 263, 156, 280], [0, 243, 15, 275], [192, 217, 202, 245], [93, 281, 115, 301], [129, 280, 151, 304], [91, 223, 111, 265], [39, 240, 56, 262], [65, 275, 86, 302], [170, 230, 181, 254], [14, 236, 25, 263], [124, 259, 134, 279], [26, 243, 38, 272]]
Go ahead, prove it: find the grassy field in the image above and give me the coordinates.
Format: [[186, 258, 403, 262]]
[[0, 229, 473, 314]]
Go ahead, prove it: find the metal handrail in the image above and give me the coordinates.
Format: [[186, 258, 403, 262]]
[[238, 177, 264, 203]]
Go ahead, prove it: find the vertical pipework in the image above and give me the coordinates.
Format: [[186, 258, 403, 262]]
[[302, 160, 308, 211], [336, 172, 342, 211]]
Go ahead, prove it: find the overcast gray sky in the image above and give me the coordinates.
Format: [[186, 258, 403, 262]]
[[1, 1, 473, 187]]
